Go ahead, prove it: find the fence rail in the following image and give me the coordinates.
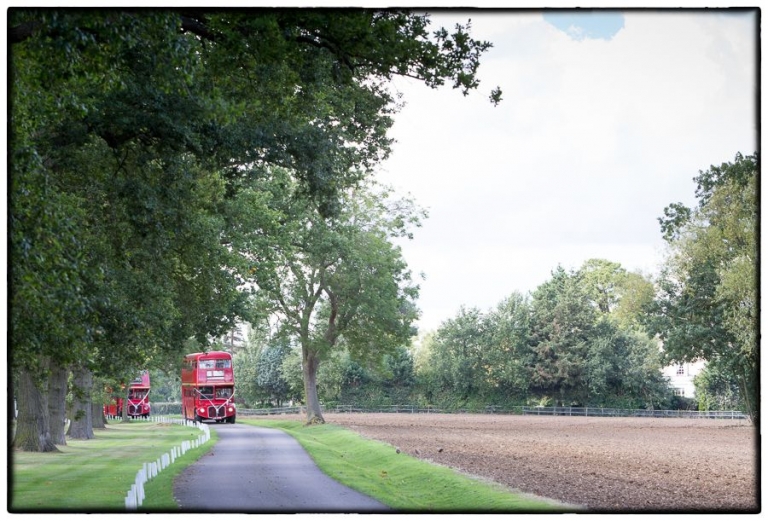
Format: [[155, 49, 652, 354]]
[[218, 403, 748, 420], [519, 406, 748, 419], [238, 406, 303, 416]]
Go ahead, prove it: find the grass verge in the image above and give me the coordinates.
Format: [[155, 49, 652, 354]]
[[10, 420, 215, 513], [12, 417, 575, 513], [241, 418, 575, 513]]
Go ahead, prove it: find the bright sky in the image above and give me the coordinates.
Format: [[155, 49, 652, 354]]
[[375, 9, 758, 334]]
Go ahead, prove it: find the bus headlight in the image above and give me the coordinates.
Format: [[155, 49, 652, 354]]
[[199, 407, 205, 414]]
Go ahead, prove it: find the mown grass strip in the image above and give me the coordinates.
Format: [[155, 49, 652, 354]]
[[242, 418, 575, 513], [10, 421, 215, 513], [13, 418, 576, 513]]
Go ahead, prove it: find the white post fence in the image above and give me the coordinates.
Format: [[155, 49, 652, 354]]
[[124, 416, 211, 510]]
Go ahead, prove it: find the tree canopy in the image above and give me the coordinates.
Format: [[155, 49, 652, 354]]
[[649, 152, 758, 424], [242, 176, 424, 422], [10, 8, 499, 448]]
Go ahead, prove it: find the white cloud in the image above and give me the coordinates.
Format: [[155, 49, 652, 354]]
[[377, 11, 757, 333]]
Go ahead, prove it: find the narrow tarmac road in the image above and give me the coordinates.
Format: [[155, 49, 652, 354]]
[[173, 422, 391, 513]]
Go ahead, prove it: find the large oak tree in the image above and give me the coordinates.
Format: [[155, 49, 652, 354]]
[[10, 8, 498, 447]]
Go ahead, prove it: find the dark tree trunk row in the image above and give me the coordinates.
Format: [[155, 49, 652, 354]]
[[13, 361, 104, 450]]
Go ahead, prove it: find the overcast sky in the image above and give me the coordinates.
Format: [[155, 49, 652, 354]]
[[375, 9, 758, 334]]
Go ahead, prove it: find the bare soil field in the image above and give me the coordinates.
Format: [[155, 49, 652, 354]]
[[323, 412, 759, 513]]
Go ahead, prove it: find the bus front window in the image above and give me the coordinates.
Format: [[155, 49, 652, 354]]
[[129, 390, 145, 400], [216, 387, 232, 399]]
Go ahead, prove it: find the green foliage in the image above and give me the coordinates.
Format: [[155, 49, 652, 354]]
[[693, 359, 743, 411], [408, 262, 667, 410], [321, 346, 417, 406], [482, 293, 533, 399], [147, 369, 181, 403], [528, 267, 596, 405], [583, 320, 669, 408], [255, 339, 293, 406], [577, 259, 655, 329], [231, 325, 300, 408], [10, 8, 498, 444], [424, 307, 488, 400], [233, 342, 263, 408], [649, 152, 758, 424], [383, 346, 416, 389], [241, 177, 424, 420]]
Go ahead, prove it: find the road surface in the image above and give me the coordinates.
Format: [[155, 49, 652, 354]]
[[173, 422, 392, 513]]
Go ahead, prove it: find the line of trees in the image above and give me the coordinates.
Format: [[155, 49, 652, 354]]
[[229, 153, 758, 422], [10, 8, 500, 451], [230, 259, 673, 411]]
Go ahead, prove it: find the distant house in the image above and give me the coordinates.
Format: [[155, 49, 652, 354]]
[[661, 359, 707, 399]]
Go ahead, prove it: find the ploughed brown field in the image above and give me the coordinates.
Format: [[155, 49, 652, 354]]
[[322, 412, 759, 513]]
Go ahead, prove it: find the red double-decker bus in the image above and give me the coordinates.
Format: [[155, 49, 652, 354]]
[[103, 371, 151, 418], [181, 351, 236, 423], [127, 371, 151, 417]]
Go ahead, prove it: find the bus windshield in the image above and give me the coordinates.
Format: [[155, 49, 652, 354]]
[[128, 389, 147, 400], [216, 387, 233, 399]]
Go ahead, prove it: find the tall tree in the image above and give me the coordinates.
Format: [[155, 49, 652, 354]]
[[574, 259, 667, 407], [483, 293, 533, 401], [651, 152, 758, 424], [10, 8, 498, 445], [427, 307, 488, 401], [528, 267, 596, 405], [245, 178, 422, 423]]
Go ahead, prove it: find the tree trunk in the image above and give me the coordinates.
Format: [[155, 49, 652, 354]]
[[302, 348, 325, 424], [740, 366, 759, 428], [48, 364, 70, 445], [92, 402, 106, 429], [121, 385, 130, 422], [67, 366, 94, 439], [14, 366, 58, 452]]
